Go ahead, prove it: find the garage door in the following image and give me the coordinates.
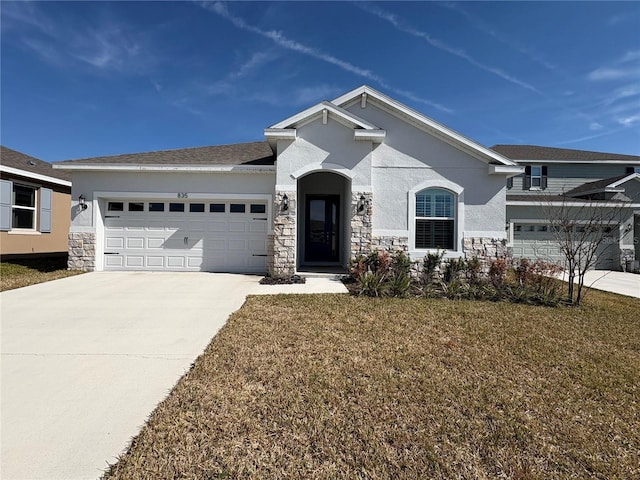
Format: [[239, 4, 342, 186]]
[[512, 223, 620, 270], [103, 200, 268, 273]]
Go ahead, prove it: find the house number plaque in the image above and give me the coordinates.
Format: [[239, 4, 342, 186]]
[[177, 193, 189, 198]]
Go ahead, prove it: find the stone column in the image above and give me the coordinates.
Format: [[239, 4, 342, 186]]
[[271, 190, 296, 276], [350, 192, 373, 261], [68, 232, 96, 271]]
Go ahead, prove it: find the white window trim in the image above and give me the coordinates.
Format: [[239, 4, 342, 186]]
[[529, 165, 543, 190], [11, 183, 38, 232], [408, 179, 464, 257]]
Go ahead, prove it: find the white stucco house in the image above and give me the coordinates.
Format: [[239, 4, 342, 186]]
[[53, 85, 532, 274]]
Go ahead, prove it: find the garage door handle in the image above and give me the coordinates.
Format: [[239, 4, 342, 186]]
[[184, 236, 188, 245], [105, 215, 120, 218], [252, 254, 267, 257], [104, 252, 119, 255]]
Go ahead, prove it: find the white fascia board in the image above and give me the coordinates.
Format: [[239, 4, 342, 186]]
[[354, 129, 386, 143], [488, 164, 525, 176], [512, 159, 640, 164], [269, 100, 380, 130], [2, 165, 72, 187], [609, 172, 640, 188], [333, 85, 517, 167], [54, 164, 276, 174], [507, 199, 640, 208]]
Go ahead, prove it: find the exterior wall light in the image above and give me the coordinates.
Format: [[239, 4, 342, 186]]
[[357, 195, 367, 213], [78, 194, 88, 210], [281, 194, 289, 212]]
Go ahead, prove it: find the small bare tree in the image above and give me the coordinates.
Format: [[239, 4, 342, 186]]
[[538, 196, 633, 305]]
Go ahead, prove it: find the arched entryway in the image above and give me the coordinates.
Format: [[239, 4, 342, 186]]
[[297, 171, 351, 270]]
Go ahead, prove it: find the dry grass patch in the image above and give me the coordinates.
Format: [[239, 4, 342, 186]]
[[0, 258, 82, 291], [105, 292, 640, 479]]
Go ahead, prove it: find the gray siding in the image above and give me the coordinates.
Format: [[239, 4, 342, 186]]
[[508, 164, 634, 195]]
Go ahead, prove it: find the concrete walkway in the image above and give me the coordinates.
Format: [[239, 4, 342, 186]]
[[0, 272, 346, 480], [559, 270, 640, 299]]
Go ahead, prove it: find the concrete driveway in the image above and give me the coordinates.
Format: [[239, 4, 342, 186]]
[[1, 272, 262, 480], [559, 270, 640, 299]]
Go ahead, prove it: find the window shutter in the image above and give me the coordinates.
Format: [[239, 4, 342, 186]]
[[507, 177, 513, 189], [0, 179, 12, 231], [541, 166, 548, 190], [40, 187, 52, 233], [523, 166, 531, 190]]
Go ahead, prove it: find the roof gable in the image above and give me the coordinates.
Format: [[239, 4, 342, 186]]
[[330, 85, 517, 167], [565, 173, 640, 197]]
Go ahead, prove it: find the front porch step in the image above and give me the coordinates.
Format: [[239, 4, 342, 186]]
[[296, 270, 348, 280]]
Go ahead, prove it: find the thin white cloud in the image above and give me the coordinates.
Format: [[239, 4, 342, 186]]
[[617, 114, 640, 127], [3, 2, 150, 74], [201, 1, 453, 113], [229, 50, 278, 80], [439, 2, 556, 71], [588, 67, 640, 81], [589, 122, 603, 131], [620, 50, 640, 63], [358, 3, 542, 95], [555, 127, 627, 146]]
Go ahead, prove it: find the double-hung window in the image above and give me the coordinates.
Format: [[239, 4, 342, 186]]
[[12, 184, 37, 229], [524, 165, 547, 190], [415, 188, 455, 250], [0, 180, 52, 232]]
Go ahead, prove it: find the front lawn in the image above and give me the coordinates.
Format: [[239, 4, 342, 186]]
[[105, 292, 639, 479], [0, 258, 83, 291]]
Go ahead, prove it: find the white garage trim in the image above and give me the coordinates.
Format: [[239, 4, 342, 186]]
[[93, 191, 273, 272]]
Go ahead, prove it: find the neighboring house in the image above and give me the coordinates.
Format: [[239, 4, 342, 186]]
[[53, 85, 522, 273], [0, 146, 72, 259], [492, 145, 640, 271]]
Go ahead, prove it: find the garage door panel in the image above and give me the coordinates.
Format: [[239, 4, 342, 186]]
[[126, 256, 144, 267], [103, 199, 268, 272], [126, 238, 144, 249], [228, 239, 248, 251], [106, 237, 124, 249], [147, 238, 165, 249], [147, 256, 164, 267], [105, 255, 124, 267], [167, 256, 185, 268], [228, 222, 246, 233], [249, 221, 267, 233]]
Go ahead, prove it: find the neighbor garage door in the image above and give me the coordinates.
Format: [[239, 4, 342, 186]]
[[512, 223, 620, 270], [103, 199, 268, 273]]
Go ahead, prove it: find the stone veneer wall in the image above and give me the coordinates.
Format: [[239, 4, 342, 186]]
[[367, 235, 509, 277], [68, 232, 96, 271], [270, 190, 296, 276], [350, 192, 373, 261]]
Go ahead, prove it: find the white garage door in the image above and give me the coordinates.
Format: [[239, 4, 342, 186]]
[[512, 223, 620, 270], [103, 200, 268, 273]]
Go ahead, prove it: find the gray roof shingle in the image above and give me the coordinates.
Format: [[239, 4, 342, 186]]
[[54, 141, 275, 167], [491, 145, 640, 162], [1, 146, 72, 181], [564, 174, 634, 196]]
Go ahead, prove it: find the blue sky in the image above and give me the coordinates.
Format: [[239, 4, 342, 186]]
[[1, 1, 639, 162]]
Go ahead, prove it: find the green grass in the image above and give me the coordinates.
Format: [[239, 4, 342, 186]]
[[0, 258, 83, 291], [104, 291, 640, 479]]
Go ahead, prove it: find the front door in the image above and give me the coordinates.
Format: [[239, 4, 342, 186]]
[[305, 195, 339, 262]]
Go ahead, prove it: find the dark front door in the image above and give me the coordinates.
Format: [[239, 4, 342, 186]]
[[305, 195, 339, 262]]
